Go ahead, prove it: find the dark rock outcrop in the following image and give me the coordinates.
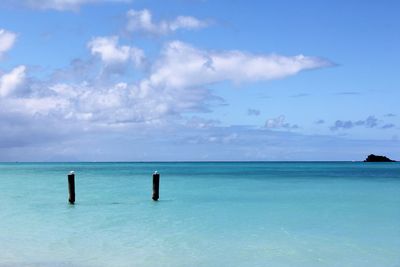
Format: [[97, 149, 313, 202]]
[[364, 154, 396, 162]]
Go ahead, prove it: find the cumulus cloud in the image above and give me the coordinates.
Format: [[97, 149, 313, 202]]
[[18, 0, 129, 11], [0, 65, 26, 97], [146, 41, 331, 89], [0, 29, 17, 58], [330, 115, 384, 131], [88, 36, 145, 67], [247, 109, 260, 116], [0, 79, 215, 127], [0, 40, 330, 128], [1, 82, 115, 123], [0, 35, 333, 159], [126, 9, 208, 35], [106, 40, 329, 122], [315, 119, 325, 125], [265, 115, 298, 130]]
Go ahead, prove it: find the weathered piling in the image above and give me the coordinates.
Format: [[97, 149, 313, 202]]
[[68, 171, 75, 204], [152, 171, 160, 201]]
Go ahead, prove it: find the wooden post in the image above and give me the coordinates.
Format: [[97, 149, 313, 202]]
[[68, 171, 75, 204], [152, 171, 160, 201]]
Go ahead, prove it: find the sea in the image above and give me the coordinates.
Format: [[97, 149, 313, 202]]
[[0, 162, 399, 267]]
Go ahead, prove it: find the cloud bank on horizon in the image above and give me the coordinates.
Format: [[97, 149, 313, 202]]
[[0, 0, 399, 161]]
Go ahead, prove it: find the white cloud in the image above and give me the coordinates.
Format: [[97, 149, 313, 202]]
[[0, 39, 330, 135], [265, 115, 298, 129], [0, 76, 214, 127], [126, 9, 208, 35], [169, 16, 208, 31], [265, 115, 285, 128], [88, 36, 144, 67], [147, 41, 331, 89], [0, 29, 17, 58], [74, 40, 327, 124], [22, 0, 129, 11], [0, 39, 329, 154], [14, 40, 326, 125], [5, 97, 69, 116], [0, 65, 26, 97]]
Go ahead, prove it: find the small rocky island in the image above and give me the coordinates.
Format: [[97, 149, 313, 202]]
[[364, 154, 396, 162]]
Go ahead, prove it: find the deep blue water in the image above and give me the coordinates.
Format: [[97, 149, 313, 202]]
[[0, 162, 399, 267]]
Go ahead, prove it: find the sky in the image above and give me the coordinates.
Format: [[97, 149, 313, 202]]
[[0, 0, 399, 161]]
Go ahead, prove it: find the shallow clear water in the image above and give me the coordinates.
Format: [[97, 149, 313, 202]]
[[0, 162, 399, 267]]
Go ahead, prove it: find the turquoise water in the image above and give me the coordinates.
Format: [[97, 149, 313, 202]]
[[0, 162, 399, 267]]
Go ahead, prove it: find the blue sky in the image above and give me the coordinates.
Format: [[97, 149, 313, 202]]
[[0, 0, 399, 161]]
